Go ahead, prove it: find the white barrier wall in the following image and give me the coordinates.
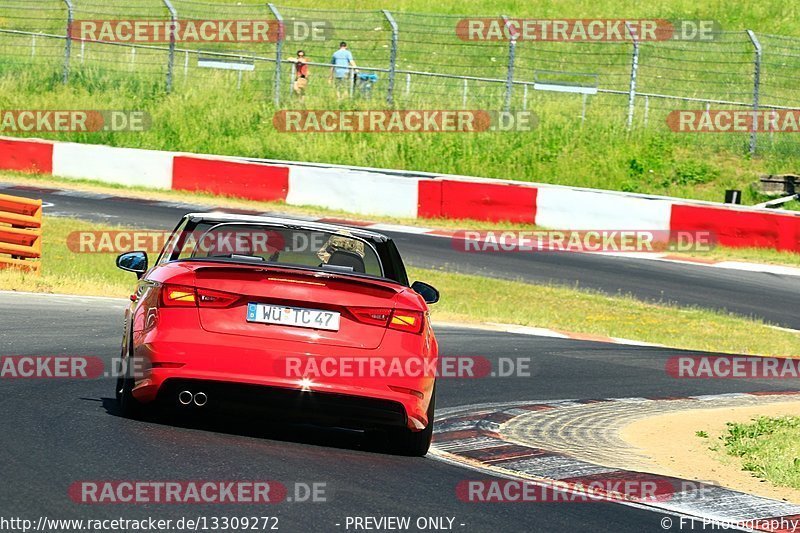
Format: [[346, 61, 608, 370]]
[[535, 187, 673, 230], [286, 165, 419, 218], [52, 143, 174, 189]]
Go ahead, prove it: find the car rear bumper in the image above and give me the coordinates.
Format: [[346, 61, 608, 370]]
[[155, 378, 409, 429], [129, 333, 435, 431]]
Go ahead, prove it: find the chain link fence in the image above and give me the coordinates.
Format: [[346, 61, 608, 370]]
[[1, 2, 800, 153]]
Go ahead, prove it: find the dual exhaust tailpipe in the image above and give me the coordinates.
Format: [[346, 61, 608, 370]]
[[178, 390, 208, 407]]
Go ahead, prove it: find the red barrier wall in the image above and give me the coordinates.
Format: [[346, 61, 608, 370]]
[[670, 204, 800, 252], [418, 179, 536, 223], [0, 138, 53, 174], [173, 156, 289, 202]]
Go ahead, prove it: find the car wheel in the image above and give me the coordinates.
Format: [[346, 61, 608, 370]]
[[390, 386, 436, 457], [116, 334, 146, 419]]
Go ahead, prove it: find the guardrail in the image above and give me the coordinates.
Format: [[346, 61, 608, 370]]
[[0, 193, 43, 273]]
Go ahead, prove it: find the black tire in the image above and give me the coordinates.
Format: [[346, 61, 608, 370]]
[[390, 386, 436, 457], [116, 332, 147, 419]]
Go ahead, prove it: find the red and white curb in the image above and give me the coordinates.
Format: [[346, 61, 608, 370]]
[[430, 393, 800, 532], [2, 136, 799, 254]]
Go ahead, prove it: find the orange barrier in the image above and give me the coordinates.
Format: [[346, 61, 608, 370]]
[[0, 193, 42, 273]]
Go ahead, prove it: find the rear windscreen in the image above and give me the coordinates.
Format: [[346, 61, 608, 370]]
[[172, 222, 384, 278]]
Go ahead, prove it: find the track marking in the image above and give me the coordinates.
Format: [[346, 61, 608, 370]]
[[430, 394, 800, 531]]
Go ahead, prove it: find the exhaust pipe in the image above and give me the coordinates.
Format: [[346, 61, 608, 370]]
[[178, 390, 193, 406], [193, 391, 208, 407]]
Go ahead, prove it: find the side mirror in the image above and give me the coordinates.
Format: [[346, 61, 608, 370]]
[[116, 251, 148, 279], [411, 281, 439, 304]]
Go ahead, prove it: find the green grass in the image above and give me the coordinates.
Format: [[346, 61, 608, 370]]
[[412, 266, 800, 356], [719, 416, 800, 489], [1, 1, 800, 207], [2, 216, 798, 357]]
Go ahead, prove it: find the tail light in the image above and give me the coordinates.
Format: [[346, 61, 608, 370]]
[[388, 385, 425, 399], [389, 310, 425, 334], [160, 285, 196, 307], [351, 307, 392, 327], [351, 307, 425, 334], [159, 284, 240, 308], [196, 287, 241, 308]]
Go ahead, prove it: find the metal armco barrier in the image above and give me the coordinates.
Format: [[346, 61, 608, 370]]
[[0, 193, 42, 272]]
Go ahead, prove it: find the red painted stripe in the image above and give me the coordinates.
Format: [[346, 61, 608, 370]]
[[519, 404, 556, 412], [427, 229, 459, 238], [418, 179, 443, 218], [432, 429, 483, 442], [480, 411, 521, 424], [172, 156, 289, 202], [0, 138, 53, 174], [316, 217, 374, 227], [418, 179, 537, 223], [559, 470, 683, 502], [461, 444, 552, 463], [670, 204, 800, 252]]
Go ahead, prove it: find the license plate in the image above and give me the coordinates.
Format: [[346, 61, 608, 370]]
[[246, 303, 340, 331]]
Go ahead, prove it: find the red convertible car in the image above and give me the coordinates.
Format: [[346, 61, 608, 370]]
[[115, 213, 440, 455]]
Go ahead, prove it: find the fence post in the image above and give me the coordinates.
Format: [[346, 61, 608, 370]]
[[502, 15, 517, 112], [746, 30, 762, 156], [162, 0, 177, 94], [625, 22, 639, 129], [62, 0, 73, 84], [522, 83, 528, 110], [382, 9, 398, 106], [268, 3, 284, 106]]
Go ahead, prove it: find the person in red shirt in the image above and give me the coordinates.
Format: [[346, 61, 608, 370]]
[[291, 50, 309, 103]]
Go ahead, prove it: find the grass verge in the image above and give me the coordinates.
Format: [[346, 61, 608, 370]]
[[3, 1, 800, 207], [1, 216, 798, 357], [3, 170, 800, 268], [717, 416, 800, 489]]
